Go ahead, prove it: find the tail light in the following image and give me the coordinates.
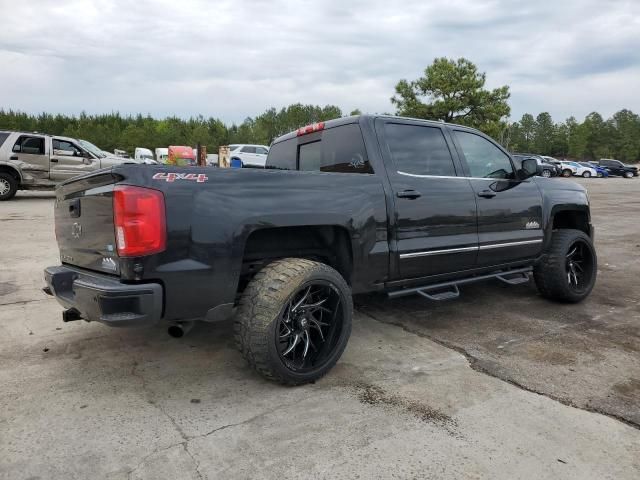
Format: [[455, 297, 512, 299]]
[[296, 122, 325, 136], [113, 186, 166, 257]]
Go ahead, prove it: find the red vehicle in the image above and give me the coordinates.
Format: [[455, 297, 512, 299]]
[[167, 146, 196, 166]]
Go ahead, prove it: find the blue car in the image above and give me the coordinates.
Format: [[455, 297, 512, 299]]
[[581, 162, 608, 178]]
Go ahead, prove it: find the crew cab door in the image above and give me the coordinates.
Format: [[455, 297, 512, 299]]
[[49, 138, 99, 181], [376, 119, 478, 280], [450, 128, 544, 267]]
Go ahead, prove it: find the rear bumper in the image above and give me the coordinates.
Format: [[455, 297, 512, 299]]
[[44, 265, 163, 327]]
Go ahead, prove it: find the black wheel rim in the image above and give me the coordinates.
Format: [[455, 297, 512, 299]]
[[276, 281, 344, 373], [566, 240, 594, 293]]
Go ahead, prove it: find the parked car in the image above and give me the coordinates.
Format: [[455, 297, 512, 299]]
[[597, 158, 638, 178], [44, 115, 597, 385], [581, 162, 608, 178], [512, 154, 557, 177], [229, 144, 270, 167], [540, 156, 564, 176], [0, 131, 139, 200], [557, 161, 578, 177], [564, 161, 597, 178]]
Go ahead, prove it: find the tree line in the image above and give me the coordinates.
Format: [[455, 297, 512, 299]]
[[504, 110, 640, 162], [0, 104, 344, 156], [2, 57, 638, 162]]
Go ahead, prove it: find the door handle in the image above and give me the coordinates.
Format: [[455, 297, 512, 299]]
[[10, 156, 18, 160], [50, 158, 59, 163], [477, 189, 496, 198], [396, 190, 421, 199]]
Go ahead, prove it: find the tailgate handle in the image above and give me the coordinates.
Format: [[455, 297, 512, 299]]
[[69, 199, 81, 218]]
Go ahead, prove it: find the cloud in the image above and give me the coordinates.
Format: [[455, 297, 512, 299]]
[[0, 0, 638, 124]]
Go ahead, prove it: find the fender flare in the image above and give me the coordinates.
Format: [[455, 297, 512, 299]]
[[0, 162, 23, 183]]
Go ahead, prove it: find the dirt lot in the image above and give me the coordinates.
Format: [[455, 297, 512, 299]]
[[1, 177, 639, 479]]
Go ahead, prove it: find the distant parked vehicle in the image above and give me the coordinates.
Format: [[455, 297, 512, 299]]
[[539, 156, 564, 176], [513, 154, 557, 178], [167, 146, 196, 166], [597, 158, 638, 178], [155, 148, 169, 164], [0, 130, 137, 200], [564, 161, 597, 178], [556, 161, 578, 177], [228, 144, 270, 167], [581, 162, 608, 178], [114, 149, 130, 158], [135, 147, 156, 164]]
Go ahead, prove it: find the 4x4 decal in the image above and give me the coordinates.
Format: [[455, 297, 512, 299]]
[[152, 172, 208, 183]]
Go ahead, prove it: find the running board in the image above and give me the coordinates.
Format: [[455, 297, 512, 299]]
[[387, 267, 532, 300]]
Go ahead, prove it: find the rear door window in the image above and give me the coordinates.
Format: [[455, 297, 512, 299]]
[[384, 123, 456, 176], [13, 136, 45, 155], [240, 146, 257, 154]]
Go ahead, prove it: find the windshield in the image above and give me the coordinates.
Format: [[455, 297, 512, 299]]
[[78, 139, 106, 158]]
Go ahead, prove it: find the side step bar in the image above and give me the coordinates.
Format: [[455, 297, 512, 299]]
[[388, 267, 532, 301]]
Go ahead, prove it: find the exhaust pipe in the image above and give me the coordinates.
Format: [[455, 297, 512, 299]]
[[167, 321, 194, 338]]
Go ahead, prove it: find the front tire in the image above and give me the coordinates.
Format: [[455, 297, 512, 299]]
[[541, 169, 552, 178], [597, 172, 603, 178], [0, 172, 18, 201], [624, 171, 634, 178], [582, 171, 591, 178], [562, 169, 572, 177], [533, 229, 597, 303], [234, 258, 352, 385]]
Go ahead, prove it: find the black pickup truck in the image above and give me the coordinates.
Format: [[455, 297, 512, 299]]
[[44, 115, 597, 385]]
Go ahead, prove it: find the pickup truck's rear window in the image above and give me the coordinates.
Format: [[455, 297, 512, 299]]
[[0, 132, 9, 148], [267, 124, 373, 174]]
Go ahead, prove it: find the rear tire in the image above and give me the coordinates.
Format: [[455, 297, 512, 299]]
[[533, 229, 597, 303], [234, 258, 352, 385], [0, 172, 18, 201]]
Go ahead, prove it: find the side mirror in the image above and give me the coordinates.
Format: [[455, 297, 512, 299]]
[[520, 158, 541, 179], [12, 144, 21, 153]]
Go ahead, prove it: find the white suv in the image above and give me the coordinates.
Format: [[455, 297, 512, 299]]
[[565, 161, 597, 178], [229, 144, 270, 168]]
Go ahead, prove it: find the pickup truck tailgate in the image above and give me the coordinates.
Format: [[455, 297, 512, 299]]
[[55, 170, 121, 275]]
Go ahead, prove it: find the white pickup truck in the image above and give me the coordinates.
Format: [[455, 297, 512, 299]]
[[0, 130, 140, 200]]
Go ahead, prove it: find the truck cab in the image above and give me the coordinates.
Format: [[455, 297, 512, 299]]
[[135, 147, 156, 164]]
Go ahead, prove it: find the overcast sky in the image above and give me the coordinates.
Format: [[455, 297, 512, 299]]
[[0, 0, 638, 124]]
